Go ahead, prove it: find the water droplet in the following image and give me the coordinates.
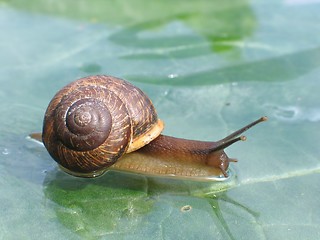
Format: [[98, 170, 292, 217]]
[[168, 73, 178, 79], [2, 148, 9, 155], [180, 205, 192, 212], [271, 105, 320, 122]]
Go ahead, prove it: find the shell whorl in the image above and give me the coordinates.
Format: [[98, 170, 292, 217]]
[[42, 75, 163, 176]]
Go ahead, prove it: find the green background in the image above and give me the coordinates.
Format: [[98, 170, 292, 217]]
[[1, 0, 320, 239]]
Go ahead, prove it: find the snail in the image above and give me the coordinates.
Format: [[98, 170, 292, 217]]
[[30, 75, 267, 181]]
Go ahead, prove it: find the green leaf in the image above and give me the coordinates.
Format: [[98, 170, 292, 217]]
[[1, 0, 320, 239]]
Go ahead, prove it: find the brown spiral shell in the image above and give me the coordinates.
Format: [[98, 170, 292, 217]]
[[42, 75, 163, 177]]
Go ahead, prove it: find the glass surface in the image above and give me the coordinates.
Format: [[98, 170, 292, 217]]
[[1, 0, 320, 239]]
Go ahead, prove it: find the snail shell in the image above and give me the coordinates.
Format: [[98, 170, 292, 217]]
[[42, 75, 163, 177]]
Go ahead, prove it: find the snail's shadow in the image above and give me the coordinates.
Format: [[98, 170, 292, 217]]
[[43, 167, 238, 198], [43, 168, 258, 239], [43, 168, 148, 192], [43, 169, 154, 238]]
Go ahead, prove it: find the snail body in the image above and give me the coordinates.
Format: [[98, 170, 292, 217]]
[[110, 135, 237, 181], [32, 75, 266, 181]]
